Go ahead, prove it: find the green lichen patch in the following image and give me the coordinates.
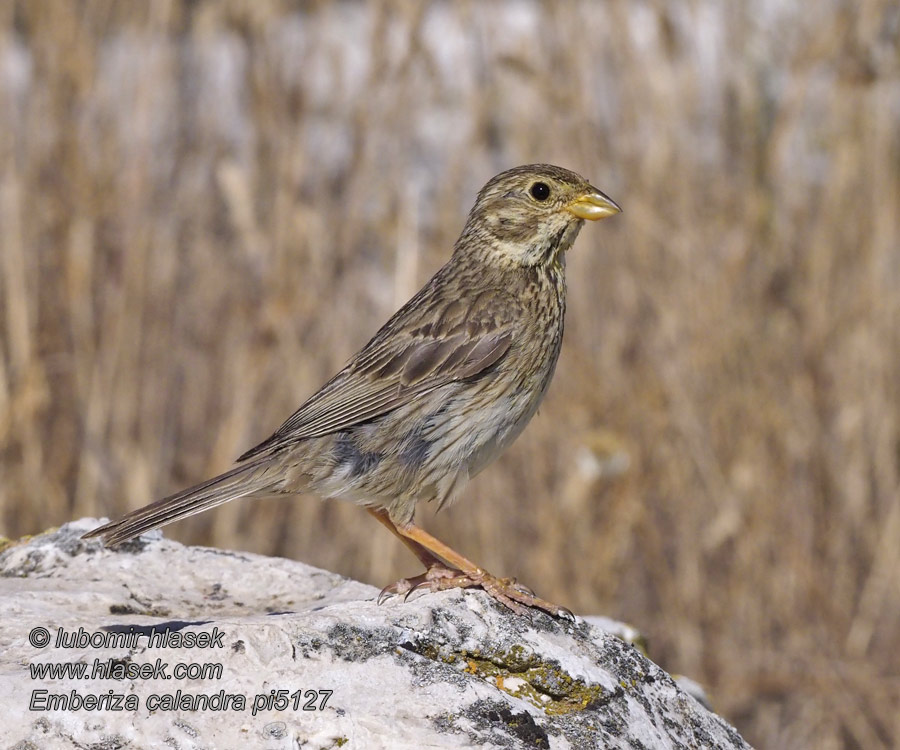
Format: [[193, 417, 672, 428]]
[[417, 643, 603, 716]]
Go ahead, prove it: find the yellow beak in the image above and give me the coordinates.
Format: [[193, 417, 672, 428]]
[[566, 188, 622, 221]]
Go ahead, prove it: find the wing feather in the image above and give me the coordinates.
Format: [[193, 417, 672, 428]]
[[237, 277, 519, 461]]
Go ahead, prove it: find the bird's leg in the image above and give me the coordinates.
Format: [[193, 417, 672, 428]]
[[367, 508, 448, 569], [370, 509, 573, 619], [367, 509, 469, 601]]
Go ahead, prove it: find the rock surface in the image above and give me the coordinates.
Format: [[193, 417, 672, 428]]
[[0, 520, 749, 749]]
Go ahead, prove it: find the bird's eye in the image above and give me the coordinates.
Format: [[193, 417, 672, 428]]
[[530, 182, 551, 201]]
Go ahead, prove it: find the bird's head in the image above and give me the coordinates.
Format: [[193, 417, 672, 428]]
[[456, 164, 621, 269]]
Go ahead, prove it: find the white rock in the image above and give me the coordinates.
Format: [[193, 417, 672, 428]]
[[0, 520, 750, 749]]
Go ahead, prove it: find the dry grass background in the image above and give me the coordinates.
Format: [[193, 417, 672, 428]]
[[1, 0, 899, 746]]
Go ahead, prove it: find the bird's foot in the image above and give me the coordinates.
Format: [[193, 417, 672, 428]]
[[377, 564, 469, 604], [378, 564, 574, 620], [473, 572, 575, 620]]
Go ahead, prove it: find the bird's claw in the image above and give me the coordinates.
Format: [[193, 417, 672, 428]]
[[376, 564, 471, 605], [556, 605, 576, 621], [403, 579, 431, 602]]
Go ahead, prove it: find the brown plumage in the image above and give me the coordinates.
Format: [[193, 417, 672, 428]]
[[83, 164, 621, 617]]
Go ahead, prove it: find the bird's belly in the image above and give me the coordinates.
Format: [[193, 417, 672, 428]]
[[419, 360, 556, 491], [461, 383, 545, 479], [308, 358, 556, 521]]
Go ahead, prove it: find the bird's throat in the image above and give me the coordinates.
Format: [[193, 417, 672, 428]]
[[540, 221, 582, 268]]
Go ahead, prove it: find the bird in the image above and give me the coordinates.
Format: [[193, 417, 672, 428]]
[[84, 164, 621, 618]]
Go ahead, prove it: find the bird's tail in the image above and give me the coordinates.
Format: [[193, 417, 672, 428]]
[[82, 458, 275, 547]]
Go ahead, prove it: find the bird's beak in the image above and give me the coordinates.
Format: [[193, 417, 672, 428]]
[[566, 188, 622, 221]]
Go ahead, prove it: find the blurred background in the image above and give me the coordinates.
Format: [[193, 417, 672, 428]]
[[1, 0, 899, 746]]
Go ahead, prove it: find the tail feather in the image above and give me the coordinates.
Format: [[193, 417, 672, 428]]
[[82, 459, 274, 547]]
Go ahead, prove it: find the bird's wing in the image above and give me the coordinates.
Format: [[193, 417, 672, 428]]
[[237, 281, 518, 461]]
